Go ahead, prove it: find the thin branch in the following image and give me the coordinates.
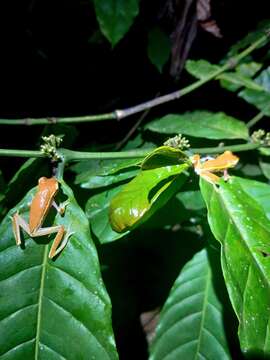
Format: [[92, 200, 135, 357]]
[[0, 31, 268, 126], [115, 92, 160, 150], [247, 111, 265, 128], [0, 113, 116, 126]]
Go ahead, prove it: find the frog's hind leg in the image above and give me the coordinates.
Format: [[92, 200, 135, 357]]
[[32, 224, 65, 259], [49, 228, 73, 259]]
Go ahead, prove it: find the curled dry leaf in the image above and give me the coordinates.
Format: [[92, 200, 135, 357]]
[[140, 308, 160, 344], [197, 0, 222, 38]]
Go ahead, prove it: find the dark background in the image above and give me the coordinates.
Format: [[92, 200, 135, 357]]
[[0, 0, 269, 151]]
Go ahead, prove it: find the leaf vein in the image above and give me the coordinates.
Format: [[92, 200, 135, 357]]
[[0, 338, 35, 357], [0, 303, 37, 324], [49, 265, 106, 306], [45, 296, 111, 360]]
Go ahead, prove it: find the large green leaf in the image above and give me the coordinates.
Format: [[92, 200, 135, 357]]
[[109, 164, 188, 232], [150, 248, 231, 360], [200, 176, 270, 356], [146, 111, 249, 140], [0, 181, 118, 359], [86, 185, 129, 244], [93, 0, 139, 46]]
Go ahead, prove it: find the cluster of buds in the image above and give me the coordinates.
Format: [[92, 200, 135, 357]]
[[251, 129, 270, 146], [40, 135, 63, 161], [163, 134, 190, 150]]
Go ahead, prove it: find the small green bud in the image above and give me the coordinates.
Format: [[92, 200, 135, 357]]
[[164, 134, 190, 150], [40, 134, 63, 161]]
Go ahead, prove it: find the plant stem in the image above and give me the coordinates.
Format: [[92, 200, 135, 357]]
[[191, 142, 260, 154], [0, 149, 44, 158], [247, 111, 265, 128], [0, 32, 268, 126], [58, 148, 150, 162], [0, 143, 261, 161]]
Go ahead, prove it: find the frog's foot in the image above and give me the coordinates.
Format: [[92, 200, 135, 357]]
[[52, 200, 69, 216]]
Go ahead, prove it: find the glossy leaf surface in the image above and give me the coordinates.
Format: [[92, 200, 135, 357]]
[[235, 177, 270, 219], [150, 249, 231, 360], [200, 176, 270, 356], [141, 146, 188, 170], [0, 181, 118, 359], [109, 164, 188, 232], [93, 0, 139, 46], [86, 185, 129, 244], [72, 158, 140, 189], [146, 111, 248, 140]]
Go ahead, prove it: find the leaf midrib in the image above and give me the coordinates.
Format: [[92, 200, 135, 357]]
[[194, 267, 210, 360], [35, 244, 48, 359]]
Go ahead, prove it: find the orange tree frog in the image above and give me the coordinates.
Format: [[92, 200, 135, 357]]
[[12, 177, 70, 259], [190, 150, 239, 184]]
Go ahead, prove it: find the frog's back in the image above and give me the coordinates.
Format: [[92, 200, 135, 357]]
[[29, 177, 58, 233]]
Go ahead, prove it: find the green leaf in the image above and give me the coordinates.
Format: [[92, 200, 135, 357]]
[[0, 181, 118, 359], [186, 59, 263, 93], [259, 159, 270, 180], [141, 146, 188, 170], [200, 176, 270, 355], [239, 88, 270, 115], [234, 176, 270, 219], [219, 72, 264, 92], [93, 0, 139, 46], [71, 158, 141, 177], [109, 164, 188, 232], [146, 111, 249, 140], [176, 190, 205, 211], [147, 27, 171, 73], [72, 158, 141, 189], [239, 66, 270, 115], [185, 59, 220, 79], [76, 168, 139, 189], [86, 185, 129, 244], [236, 62, 262, 78], [226, 20, 270, 58], [150, 248, 231, 360], [259, 147, 270, 156]]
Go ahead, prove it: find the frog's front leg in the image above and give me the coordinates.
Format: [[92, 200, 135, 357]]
[[12, 212, 30, 246], [52, 200, 69, 216]]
